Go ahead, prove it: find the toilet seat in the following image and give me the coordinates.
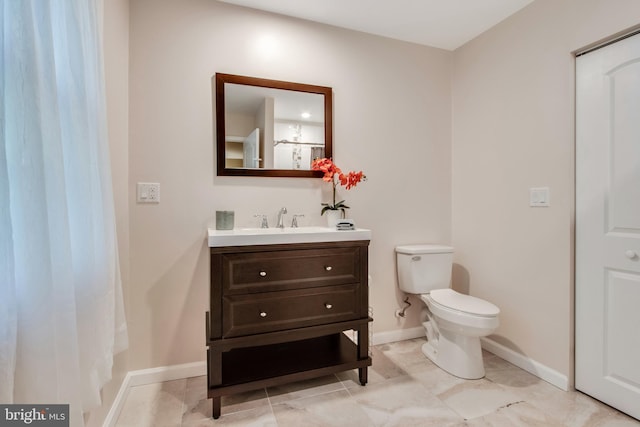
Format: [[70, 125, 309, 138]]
[[429, 289, 499, 317], [421, 291, 500, 334]]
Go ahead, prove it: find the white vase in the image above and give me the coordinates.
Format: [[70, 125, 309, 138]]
[[325, 210, 343, 228]]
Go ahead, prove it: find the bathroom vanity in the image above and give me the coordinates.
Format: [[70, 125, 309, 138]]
[[206, 227, 372, 419]]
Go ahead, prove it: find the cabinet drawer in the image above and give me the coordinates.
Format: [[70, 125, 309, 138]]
[[222, 247, 360, 294], [222, 284, 360, 337]]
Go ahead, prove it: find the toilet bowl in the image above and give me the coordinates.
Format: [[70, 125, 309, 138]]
[[395, 245, 500, 379], [420, 289, 499, 379]]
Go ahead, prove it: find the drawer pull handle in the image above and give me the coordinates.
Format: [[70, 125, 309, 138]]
[[325, 266, 332, 271], [325, 303, 333, 309], [259, 271, 267, 277], [260, 311, 267, 318]]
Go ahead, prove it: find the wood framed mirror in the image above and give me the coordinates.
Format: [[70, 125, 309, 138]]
[[215, 73, 332, 177]]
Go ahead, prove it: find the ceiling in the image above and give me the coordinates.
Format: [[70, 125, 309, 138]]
[[219, 0, 534, 51]]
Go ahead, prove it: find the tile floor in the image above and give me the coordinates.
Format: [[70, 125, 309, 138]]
[[114, 338, 640, 426]]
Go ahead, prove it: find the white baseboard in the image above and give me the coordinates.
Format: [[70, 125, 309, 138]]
[[102, 373, 131, 427], [102, 361, 206, 427], [103, 330, 426, 425], [125, 361, 207, 388], [481, 337, 569, 391], [372, 326, 424, 345], [372, 327, 569, 391], [103, 333, 569, 426]]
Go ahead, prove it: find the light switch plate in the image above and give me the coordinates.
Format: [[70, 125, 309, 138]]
[[137, 182, 160, 203], [530, 187, 550, 207]]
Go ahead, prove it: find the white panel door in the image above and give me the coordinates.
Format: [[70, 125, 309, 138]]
[[243, 128, 260, 168], [576, 32, 640, 420]]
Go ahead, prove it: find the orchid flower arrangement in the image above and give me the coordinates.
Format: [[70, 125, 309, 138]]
[[311, 158, 366, 216]]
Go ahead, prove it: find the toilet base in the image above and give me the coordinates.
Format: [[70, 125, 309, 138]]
[[422, 328, 485, 380]]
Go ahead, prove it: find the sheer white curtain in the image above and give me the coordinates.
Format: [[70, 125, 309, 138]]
[[1, 1, 128, 425]]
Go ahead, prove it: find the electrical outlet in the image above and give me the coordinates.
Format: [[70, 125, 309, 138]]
[[137, 182, 160, 203]]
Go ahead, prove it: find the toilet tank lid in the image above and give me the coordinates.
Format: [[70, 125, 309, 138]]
[[396, 244, 454, 254]]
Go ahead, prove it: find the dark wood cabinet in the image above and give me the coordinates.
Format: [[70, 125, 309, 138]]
[[206, 240, 371, 419]]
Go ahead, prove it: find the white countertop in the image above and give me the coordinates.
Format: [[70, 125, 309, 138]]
[[208, 226, 371, 247]]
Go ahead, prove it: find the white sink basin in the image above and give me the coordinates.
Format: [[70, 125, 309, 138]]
[[208, 226, 371, 247]]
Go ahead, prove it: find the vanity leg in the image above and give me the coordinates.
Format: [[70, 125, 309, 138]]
[[358, 367, 368, 386], [357, 325, 369, 385], [212, 397, 221, 419], [209, 346, 223, 418]]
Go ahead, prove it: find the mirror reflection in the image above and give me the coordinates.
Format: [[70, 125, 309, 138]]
[[215, 73, 332, 177]]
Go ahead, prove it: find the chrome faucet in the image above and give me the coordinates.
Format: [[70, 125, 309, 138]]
[[291, 214, 304, 228], [254, 214, 269, 228], [277, 207, 287, 229]]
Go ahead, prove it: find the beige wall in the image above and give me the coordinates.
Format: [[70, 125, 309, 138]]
[[452, 0, 640, 381], [128, 0, 452, 370], [100, 2, 640, 413], [87, 0, 131, 425]]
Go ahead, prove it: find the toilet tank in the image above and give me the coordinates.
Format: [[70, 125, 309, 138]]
[[396, 244, 454, 294]]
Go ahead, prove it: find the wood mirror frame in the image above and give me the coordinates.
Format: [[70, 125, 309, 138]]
[[215, 73, 333, 177]]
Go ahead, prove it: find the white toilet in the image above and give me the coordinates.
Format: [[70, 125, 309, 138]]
[[395, 244, 500, 379]]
